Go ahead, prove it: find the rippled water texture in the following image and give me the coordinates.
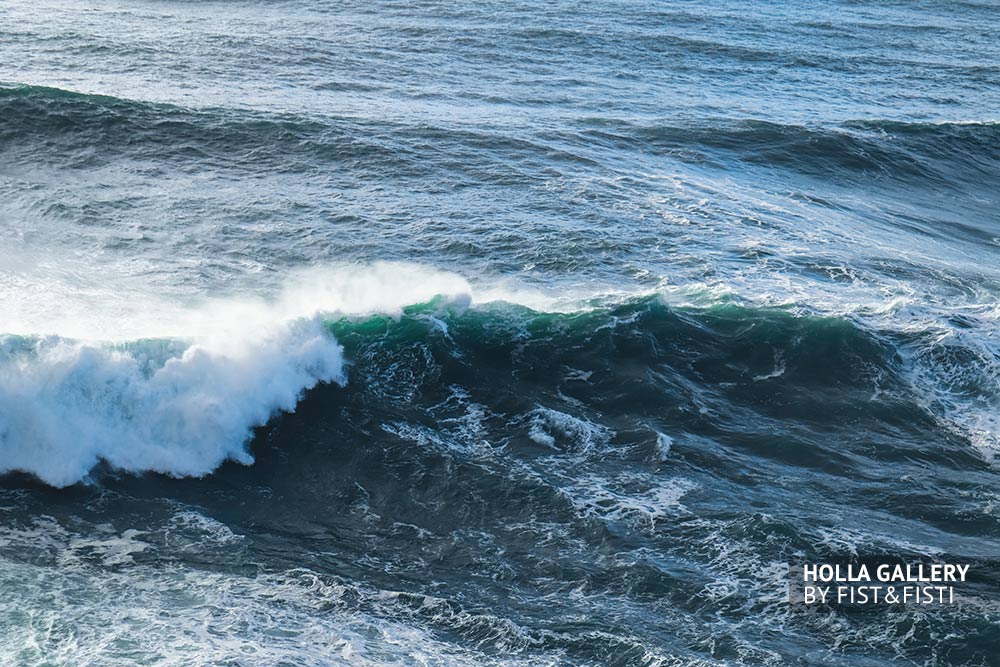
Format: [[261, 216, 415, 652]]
[[1, 1, 999, 665]]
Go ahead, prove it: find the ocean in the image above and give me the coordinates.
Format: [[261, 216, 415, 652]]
[[1, 0, 999, 665]]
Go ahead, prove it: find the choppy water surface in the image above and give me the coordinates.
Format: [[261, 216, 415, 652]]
[[1, 1, 999, 665]]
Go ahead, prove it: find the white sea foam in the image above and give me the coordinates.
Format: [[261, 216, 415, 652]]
[[0, 516, 560, 667], [560, 472, 695, 528], [0, 316, 343, 486], [527, 407, 613, 453], [653, 430, 673, 461], [0, 262, 482, 487]]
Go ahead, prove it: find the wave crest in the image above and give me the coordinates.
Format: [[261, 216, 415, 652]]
[[0, 317, 343, 487], [0, 262, 476, 487]]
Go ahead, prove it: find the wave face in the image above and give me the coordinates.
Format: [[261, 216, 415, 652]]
[[2, 0, 1000, 665]]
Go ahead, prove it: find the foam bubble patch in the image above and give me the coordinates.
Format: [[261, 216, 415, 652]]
[[0, 316, 344, 486]]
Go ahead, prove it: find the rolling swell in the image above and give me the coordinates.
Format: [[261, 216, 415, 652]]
[[2, 84, 998, 190], [0, 84, 412, 175], [575, 117, 1000, 188]]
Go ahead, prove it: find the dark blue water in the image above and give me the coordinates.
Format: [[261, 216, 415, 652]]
[[1, 1, 999, 665]]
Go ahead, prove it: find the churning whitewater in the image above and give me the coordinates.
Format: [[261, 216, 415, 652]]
[[0, 263, 476, 486]]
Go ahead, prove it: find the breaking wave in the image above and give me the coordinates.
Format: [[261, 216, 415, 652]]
[[2, 263, 997, 488]]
